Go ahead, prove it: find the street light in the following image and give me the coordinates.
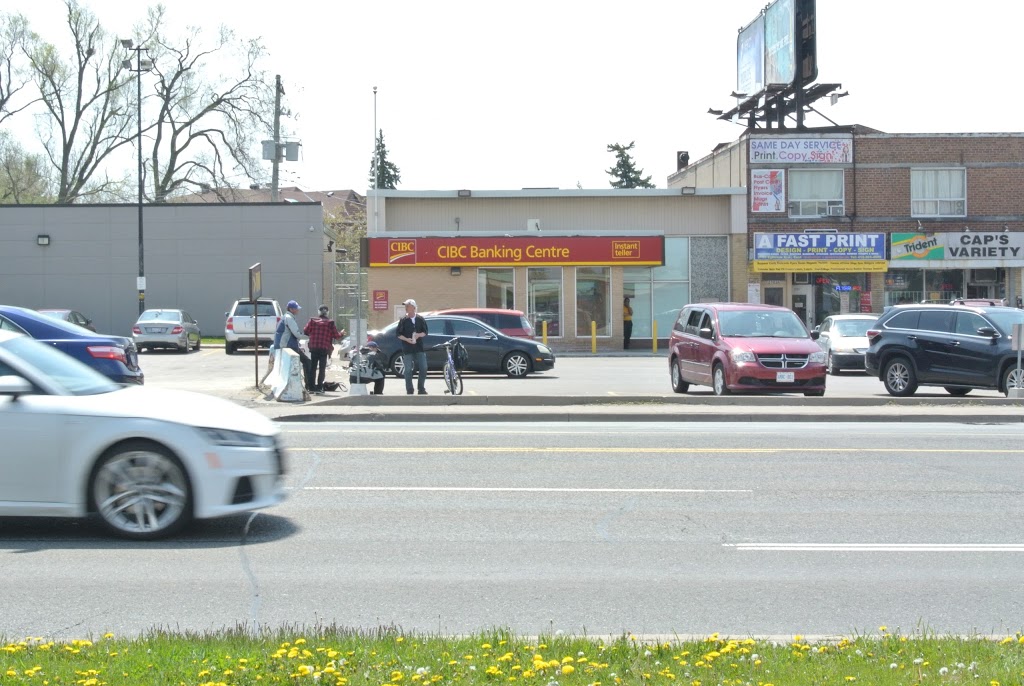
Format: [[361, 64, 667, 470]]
[[120, 39, 153, 315]]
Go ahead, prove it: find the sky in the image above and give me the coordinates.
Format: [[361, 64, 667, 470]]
[[6, 0, 1022, 194]]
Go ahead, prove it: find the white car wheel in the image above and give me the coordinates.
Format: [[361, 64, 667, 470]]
[[91, 441, 192, 540], [504, 352, 530, 377]]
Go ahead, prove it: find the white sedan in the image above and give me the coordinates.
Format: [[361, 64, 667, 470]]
[[0, 330, 285, 540]]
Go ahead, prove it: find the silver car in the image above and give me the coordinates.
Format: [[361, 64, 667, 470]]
[[132, 309, 201, 353], [811, 314, 878, 374]]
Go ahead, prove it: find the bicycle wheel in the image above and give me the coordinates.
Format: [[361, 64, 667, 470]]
[[444, 362, 463, 395]]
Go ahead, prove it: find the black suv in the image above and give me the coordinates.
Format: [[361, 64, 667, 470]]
[[865, 304, 1024, 397]]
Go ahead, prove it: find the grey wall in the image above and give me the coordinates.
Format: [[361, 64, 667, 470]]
[[0, 203, 325, 337]]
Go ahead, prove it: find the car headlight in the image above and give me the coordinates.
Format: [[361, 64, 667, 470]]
[[536, 344, 551, 355], [198, 427, 274, 448], [730, 349, 755, 363], [808, 351, 826, 363]]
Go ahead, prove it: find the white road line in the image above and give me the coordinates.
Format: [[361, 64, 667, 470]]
[[725, 543, 1024, 552], [299, 486, 752, 493]]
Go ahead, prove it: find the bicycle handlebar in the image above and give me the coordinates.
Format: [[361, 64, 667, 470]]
[[430, 336, 462, 350]]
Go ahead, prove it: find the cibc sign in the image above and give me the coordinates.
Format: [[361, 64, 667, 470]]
[[367, 236, 665, 267]]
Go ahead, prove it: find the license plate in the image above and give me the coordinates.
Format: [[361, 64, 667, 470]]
[[776, 371, 795, 383]]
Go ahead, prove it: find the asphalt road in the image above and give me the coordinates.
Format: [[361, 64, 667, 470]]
[[2, 421, 1022, 638], [135, 348, 1010, 399]]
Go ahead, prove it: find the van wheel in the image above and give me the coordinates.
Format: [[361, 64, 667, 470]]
[[670, 358, 689, 393], [882, 356, 918, 396], [944, 387, 971, 396], [1003, 366, 1024, 396], [712, 364, 731, 396]]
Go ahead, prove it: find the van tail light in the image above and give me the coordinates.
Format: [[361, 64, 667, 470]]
[[132, 326, 141, 334], [866, 329, 881, 341], [171, 326, 184, 334], [88, 345, 127, 363], [226, 317, 234, 331]]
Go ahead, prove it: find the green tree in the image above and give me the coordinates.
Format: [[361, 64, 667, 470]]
[[368, 129, 400, 189], [606, 141, 654, 189], [0, 11, 36, 125], [0, 131, 53, 202]]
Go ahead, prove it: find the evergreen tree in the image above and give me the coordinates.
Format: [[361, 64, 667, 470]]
[[606, 141, 654, 189], [368, 129, 401, 189]]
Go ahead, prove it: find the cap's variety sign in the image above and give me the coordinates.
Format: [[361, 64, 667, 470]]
[[893, 232, 1024, 261], [367, 236, 665, 267]]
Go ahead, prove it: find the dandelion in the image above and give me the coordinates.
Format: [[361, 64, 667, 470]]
[[890, 663, 899, 670], [939, 667, 949, 676], [562, 666, 575, 675], [645, 650, 653, 657], [914, 658, 924, 665]]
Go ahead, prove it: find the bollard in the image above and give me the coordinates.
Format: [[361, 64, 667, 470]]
[[591, 320, 597, 354], [652, 320, 658, 353], [542, 320, 548, 345]]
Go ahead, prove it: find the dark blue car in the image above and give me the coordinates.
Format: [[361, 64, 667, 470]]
[[0, 305, 144, 384]]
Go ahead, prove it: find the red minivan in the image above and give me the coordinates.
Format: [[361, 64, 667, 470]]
[[668, 303, 827, 396], [429, 308, 535, 339]]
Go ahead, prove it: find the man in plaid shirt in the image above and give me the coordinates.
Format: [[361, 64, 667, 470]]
[[303, 305, 346, 394]]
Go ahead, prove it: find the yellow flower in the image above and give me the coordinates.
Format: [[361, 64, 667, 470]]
[[102, 633, 114, 639], [879, 626, 887, 633], [482, 643, 492, 649], [295, 638, 307, 645], [845, 678, 856, 682], [562, 665, 575, 675]]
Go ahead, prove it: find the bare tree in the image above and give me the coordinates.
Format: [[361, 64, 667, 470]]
[[26, 0, 135, 203], [138, 6, 274, 202], [0, 11, 37, 124]]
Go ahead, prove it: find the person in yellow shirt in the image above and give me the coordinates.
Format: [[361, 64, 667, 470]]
[[623, 297, 633, 349]]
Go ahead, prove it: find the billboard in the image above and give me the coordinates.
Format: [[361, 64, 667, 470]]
[[764, 0, 795, 86], [736, 0, 814, 95], [749, 135, 852, 164], [736, 14, 764, 96], [366, 236, 665, 267]]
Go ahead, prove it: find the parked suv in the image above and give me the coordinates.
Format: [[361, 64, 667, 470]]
[[668, 303, 827, 396], [428, 308, 535, 339], [865, 304, 1024, 397], [224, 299, 282, 354]]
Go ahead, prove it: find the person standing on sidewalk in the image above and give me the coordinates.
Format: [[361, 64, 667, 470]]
[[623, 297, 634, 349], [304, 304, 345, 394], [396, 298, 429, 394], [279, 300, 313, 394]]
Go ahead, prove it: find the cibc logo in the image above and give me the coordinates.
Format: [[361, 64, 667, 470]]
[[388, 240, 417, 265]]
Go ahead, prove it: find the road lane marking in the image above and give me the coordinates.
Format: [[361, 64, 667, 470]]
[[725, 543, 1024, 552], [299, 486, 752, 493], [286, 446, 1024, 453]]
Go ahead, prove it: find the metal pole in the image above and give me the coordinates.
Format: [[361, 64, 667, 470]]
[[271, 75, 282, 202], [373, 86, 378, 233], [136, 49, 145, 315]]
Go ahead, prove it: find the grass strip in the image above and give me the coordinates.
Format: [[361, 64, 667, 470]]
[[2, 627, 1024, 685]]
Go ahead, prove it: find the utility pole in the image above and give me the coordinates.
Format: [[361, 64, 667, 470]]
[[271, 75, 283, 202]]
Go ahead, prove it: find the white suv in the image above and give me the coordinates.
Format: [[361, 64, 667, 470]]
[[224, 299, 282, 354]]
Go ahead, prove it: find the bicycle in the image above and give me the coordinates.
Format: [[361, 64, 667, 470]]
[[431, 336, 464, 395]]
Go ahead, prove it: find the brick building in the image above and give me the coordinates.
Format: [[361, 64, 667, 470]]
[[669, 128, 1024, 328]]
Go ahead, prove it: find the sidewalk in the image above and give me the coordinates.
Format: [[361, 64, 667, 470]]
[[251, 392, 1024, 424]]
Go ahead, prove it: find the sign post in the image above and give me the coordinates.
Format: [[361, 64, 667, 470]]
[[249, 263, 262, 388], [1011, 323, 1024, 399]]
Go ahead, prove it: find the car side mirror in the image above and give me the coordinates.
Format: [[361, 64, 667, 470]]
[[810, 330, 820, 340], [699, 327, 714, 340], [224, 312, 229, 317], [977, 327, 998, 338], [484, 333, 497, 340], [0, 375, 33, 399]]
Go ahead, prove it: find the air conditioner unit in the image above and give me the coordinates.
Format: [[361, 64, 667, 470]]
[[827, 205, 845, 217]]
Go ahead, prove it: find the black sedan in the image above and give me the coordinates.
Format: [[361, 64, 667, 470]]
[[0, 305, 144, 384], [368, 315, 555, 378]]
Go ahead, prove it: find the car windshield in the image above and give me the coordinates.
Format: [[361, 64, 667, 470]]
[[719, 310, 808, 338], [985, 309, 1024, 335], [39, 310, 67, 320], [833, 319, 874, 336], [2, 335, 120, 395], [138, 310, 181, 322]]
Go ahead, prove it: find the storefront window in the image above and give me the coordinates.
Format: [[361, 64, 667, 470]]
[[528, 267, 562, 338], [884, 269, 965, 306], [625, 238, 690, 339], [575, 267, 611, 336], [477, 268, 514, 309], [924, 269, 964, 302], [812, 273, 870, 323]]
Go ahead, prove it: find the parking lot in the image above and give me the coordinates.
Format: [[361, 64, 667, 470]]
[[137, 347, 1011, 401]]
